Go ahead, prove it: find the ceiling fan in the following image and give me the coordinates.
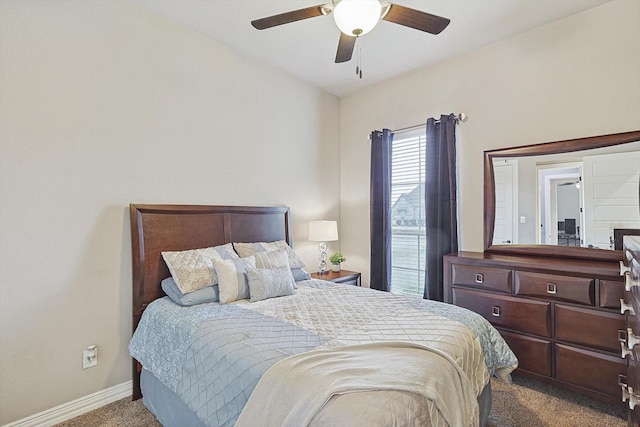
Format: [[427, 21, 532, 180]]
[[251, 0, 450, 64], [558, 178, 581, 188]]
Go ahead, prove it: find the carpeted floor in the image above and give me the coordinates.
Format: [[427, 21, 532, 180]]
[[487, 376, 625, 427], [54, 375, 626, 427]]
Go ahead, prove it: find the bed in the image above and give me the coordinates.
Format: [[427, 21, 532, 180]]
[[128, 204, 517, 427]]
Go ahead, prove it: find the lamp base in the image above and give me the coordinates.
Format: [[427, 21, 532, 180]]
[[318, 241, 328, 274]]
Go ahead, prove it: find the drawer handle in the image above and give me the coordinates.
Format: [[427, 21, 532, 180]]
[[621, 342, 633, 358], [491, 306, 501, 317], [620, 374, 630, 403], [620, 327, 640, 355], [622, 383, 630, 403], [630, 388, 640, 410], [621, 298, 636, 315], [620, 374, 629, 387], [621, 260, 631, 276], [628, 327, 640, 348], [475, 273, 484, 284], [625, 272, 640, 291], [619, 328, 628, 342], [546, 282, 557, 294]]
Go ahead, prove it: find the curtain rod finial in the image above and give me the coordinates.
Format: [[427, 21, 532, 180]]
[[456, 113, 467, 122]]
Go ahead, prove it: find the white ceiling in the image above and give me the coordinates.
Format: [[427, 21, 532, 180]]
[[128, 0, 612, 97]]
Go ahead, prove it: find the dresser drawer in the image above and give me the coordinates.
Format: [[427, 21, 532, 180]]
[[554, 305, 624, 352], [555, 344, 626, 398], [498, 329, 551, 376], [599, 280, 624, 309], [514, 271, 594, 305], [452, 288, 551, 337], [451, 264, 512, 293]]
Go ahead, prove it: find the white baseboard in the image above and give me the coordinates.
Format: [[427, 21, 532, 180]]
[[2, 381, 132, 427]]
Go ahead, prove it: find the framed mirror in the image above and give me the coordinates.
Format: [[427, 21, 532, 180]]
[[484, 130, 640, 261]]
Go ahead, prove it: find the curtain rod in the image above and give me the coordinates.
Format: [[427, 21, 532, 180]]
[[392, 113, 467, 133]]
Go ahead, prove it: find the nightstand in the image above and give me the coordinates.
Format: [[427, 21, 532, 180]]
[[311, 269, 361, 286]]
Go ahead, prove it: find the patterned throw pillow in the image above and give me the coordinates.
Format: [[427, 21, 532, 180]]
[[214, 256, 256, 304], [246, 266, 296, 303], [233, 240, 305, 269], [161, 244, 238, 294]]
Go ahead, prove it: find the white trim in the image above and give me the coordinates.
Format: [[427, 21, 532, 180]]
[[2, 381, 132, 427]]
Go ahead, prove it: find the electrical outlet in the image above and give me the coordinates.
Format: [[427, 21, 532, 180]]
[[520, 216, 526, 224], [83, 345, 98, 369]]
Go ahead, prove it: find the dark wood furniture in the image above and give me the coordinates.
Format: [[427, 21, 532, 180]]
[[129, 204, 293, 400], [444, 251, 626, 405], [311, 269, 361, 286], [621, 236, 640, 424], [468, 129, 640, 405]]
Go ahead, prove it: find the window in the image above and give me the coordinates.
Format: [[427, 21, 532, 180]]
[[390, 128, 426, 297]]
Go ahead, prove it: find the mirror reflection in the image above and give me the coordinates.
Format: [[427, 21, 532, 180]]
[[492, 141, 640, 249]]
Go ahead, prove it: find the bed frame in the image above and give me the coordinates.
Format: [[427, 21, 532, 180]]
[[129, 204, 292, 399]]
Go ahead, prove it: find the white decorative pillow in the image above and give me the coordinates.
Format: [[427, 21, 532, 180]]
[[246, 266, 296, 303], [253, 250, 289, 269], [162, 243, 238, 294], [214, 256, 256, 304], [233, 241, 305, 269]]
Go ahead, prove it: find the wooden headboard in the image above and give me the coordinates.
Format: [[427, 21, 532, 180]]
[[129, 204, 292, 398]]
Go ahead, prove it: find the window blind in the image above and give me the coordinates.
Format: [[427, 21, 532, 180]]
[[390, 128, 426, 297]]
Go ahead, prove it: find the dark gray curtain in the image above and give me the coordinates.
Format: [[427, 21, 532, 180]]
[[424, 115, 458, 301], [370, 129, 393, 292]]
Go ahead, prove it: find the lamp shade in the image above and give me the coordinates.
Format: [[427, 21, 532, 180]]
[[308, 221, 339, 242]]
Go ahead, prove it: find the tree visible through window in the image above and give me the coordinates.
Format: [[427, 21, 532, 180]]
[[390, 128, 426, 297]]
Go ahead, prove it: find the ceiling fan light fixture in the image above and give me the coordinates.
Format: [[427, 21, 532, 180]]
[[333, 0, 382, 37]]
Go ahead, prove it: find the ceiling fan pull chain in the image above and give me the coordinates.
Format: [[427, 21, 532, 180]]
[[356, 42, 363, 79], [355, 40, 360, 76]]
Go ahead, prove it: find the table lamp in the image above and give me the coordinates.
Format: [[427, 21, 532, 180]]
[[308, 220, 338, 274]]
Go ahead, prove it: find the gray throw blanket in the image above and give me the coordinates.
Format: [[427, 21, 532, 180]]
[[235, 341, 479, 427]]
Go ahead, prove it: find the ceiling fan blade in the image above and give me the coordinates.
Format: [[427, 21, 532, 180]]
[[382, 4, 450, 35], [251, 5, 328, 30], [335, 32, 356, 63]]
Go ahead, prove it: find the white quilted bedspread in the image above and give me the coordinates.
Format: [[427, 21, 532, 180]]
[[240, 281, 490, 398]]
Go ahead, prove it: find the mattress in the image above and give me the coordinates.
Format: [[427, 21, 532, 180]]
[[129, 279, 517, 426]]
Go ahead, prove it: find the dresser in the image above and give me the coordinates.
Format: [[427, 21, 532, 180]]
[[444, 251, 626, 405], [621, 236, 640, 424]]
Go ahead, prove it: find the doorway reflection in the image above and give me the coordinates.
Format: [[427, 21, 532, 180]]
[[538, 163, 582, 246]]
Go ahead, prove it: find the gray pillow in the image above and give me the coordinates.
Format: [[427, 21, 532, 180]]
[[161, 277, 219, 306], [247, 267, 296, 303], [291, 268, 311, 281]]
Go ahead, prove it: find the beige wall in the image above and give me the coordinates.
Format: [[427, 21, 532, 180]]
[[0, 1, 340, 423], [340, 0, 640, 287]]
